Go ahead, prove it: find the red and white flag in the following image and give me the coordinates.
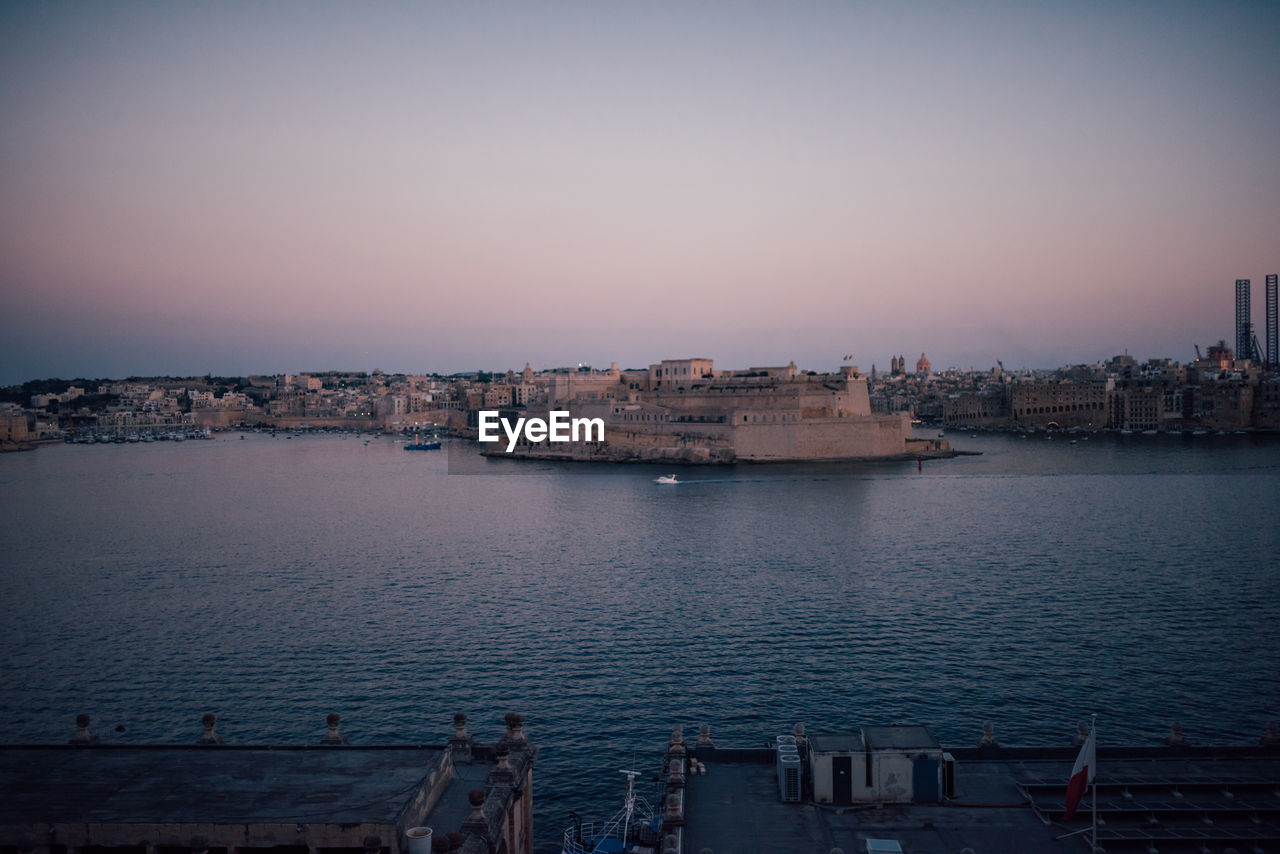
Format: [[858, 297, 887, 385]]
[[1063, 726, 1096, 819]]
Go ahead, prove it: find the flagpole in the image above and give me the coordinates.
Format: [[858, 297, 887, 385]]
[[1090, 713, 1098, 853]]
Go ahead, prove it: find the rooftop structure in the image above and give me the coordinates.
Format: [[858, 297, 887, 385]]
[[0, 712, 535, 854], [648, 723, 1280, 854]]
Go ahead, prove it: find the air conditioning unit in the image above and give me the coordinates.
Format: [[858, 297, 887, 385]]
[[777, 752, 802, 802]]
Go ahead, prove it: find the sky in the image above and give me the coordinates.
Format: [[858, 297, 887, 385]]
[[2, 1, 1278, 384]]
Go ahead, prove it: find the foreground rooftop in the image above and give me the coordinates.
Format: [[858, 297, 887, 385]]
[[0, 713, 536, 854], [674, 740, 1280, 854]]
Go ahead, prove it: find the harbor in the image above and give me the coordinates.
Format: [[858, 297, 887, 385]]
[[2, 431, 1277, 851]]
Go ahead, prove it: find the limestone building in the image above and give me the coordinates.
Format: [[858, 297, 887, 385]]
[[0, 713, 535, 854], [1010, 378, 1112, 429], [495, 358, 945, 463]]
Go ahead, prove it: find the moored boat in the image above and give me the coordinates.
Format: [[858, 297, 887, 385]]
[[405, 433, 441, 451], [563, 770, 660, 854]]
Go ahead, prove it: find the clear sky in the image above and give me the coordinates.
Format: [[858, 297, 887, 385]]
[[2, 1, 1277, 383]]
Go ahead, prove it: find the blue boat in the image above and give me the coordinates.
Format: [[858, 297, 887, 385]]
[[404, 434, 441, 451], [562, 770, 660, 854]]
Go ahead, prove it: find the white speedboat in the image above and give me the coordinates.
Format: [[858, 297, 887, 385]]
[[655, 474, 679, 484]]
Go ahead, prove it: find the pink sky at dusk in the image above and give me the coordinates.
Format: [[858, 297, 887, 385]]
[[2, 2, 1277, 383]]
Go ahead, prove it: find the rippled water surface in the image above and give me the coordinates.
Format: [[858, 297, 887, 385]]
[[2, 430, 1278, 851]]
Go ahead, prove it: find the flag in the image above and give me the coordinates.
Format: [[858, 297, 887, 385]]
[[1063, 726, 1095, 819]]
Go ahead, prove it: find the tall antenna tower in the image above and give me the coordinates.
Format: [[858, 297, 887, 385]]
[[1235, 279, 1253, 361], [1266, 273, 1278, 368]]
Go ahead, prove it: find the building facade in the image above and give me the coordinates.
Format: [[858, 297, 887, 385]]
[[1010, 379, 1111, 429]]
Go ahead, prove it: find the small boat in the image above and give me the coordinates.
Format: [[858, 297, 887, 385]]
[[655, 474, 678, 484], [563, 770, 659, 854], [405, 433, 441, 451]]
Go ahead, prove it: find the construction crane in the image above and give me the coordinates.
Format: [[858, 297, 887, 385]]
[[1194, 344, 1203, 360]]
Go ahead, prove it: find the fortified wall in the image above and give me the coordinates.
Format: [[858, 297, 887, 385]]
[[489, 359, 948, 463]]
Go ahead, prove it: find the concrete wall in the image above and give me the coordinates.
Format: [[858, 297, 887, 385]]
[[499, 411, 911, 463], [871, 751, 916, 803], [810, 748, 940, 804], [810, 750, 875, 804]]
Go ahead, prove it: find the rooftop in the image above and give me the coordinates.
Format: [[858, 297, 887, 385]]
[[0, 712, 536, 854], [680, 744, 1280, 854], [0, 745, 454, 825]]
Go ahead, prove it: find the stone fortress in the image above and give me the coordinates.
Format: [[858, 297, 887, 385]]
[[487, 358, 950, 464]]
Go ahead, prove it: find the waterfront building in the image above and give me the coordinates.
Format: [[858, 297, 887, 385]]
[[1010, 378, 1111, 429], [1237, 278, 1254, 362], [1111, 383, 1161, 431], [1255, 374, 1280, 428], [0, 713, 535, 854], [494, 358, 935, 463], [2, 411, 31, 445], [942, 389, 1010, 427], [1193, 379, 1255, 429]]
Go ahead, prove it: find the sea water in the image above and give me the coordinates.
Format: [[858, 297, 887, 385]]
[[2, 430, 1278, 851]]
